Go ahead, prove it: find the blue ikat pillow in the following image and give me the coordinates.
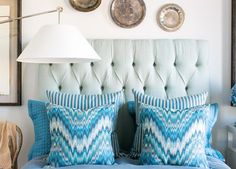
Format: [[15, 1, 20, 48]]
[[139, 103, 209, 168], [128, 101, 225, 161], [47, 104, 117, 167], [130, 89, 208, 159], [46, 90, 123, 158]]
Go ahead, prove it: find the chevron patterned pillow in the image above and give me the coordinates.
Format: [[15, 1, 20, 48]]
[[46, 90, 123, 158], [130, 89, 208, 159], [127, 101, 225, 162], [139, 103, 209, 168], [47, 104, 117, 167]]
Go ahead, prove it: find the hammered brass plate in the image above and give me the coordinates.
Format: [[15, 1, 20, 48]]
[[69, 0, 101, 12], [158, 4, 185, 32], [110, 0, 146, 28]]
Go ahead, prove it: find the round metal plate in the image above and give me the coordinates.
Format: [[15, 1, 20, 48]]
[[157, 4, 185, 32], [110, 0, 146, 28], [69, 0, 101, 12]]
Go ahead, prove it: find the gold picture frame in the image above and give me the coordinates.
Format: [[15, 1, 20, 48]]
[[0, 0, 21, 105]]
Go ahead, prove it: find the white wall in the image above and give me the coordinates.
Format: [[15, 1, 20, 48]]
[[0, 0, 233, 167]]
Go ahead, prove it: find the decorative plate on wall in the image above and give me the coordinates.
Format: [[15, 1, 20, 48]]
[[69, 0, 101, 12], [157, 4, 185, 32], [110, 0, 146, 28]]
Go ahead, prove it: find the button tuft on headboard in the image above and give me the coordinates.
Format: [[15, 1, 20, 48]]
[[58, 85, 62, 91], [90, 62, 94, 67], [164, 86, 168, 91]]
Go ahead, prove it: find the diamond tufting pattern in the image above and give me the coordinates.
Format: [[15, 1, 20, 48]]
[[37, 39, 210, 152]]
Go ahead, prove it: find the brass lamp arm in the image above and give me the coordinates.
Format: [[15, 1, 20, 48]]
[[0, 6, 63, 24]]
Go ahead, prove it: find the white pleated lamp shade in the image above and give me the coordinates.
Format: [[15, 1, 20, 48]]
[[17, 24, 101, 63]]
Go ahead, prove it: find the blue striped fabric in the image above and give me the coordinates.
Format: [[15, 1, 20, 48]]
[[130, 89, 208, 159], [47, 104, 117, 167], [46, 90, 124, 158], [46, 90, 123, 111], [133, 90, 208, 119], [139, 103, 209, 168]]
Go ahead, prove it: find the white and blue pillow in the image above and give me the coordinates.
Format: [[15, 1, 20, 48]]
[[139, 103, 209, 168], [27, 90, 123, 160], [128, 101, 225, 161], [46, 90, 123, 157], [46, 90, 123, 111], [47, 104, 117, 167], [130, 89, 208, 158]]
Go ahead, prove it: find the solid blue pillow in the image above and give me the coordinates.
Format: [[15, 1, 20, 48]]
[[28, 100, 50, 160], [47, 104, 116, 167], [128, 101, 225, 161], [139, 103, 209, 168], [205, 104, 225, 161]]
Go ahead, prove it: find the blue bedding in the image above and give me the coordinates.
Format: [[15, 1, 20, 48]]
[[22, 156, 231, 169]]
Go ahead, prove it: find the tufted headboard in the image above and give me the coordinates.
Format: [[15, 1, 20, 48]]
[[37, 39, 210, 152]]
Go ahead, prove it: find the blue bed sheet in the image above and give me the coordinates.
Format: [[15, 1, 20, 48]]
[[21, 156, 231, 169]]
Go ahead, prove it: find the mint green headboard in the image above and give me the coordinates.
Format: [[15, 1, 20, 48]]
[[37, 39, 210, 152]]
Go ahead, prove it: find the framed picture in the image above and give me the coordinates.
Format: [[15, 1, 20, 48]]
[[233, 0, 236, 86], [0, 0, 21, 105]]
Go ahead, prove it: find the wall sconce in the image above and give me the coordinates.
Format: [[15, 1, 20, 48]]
[[0, 7, 101, 63]]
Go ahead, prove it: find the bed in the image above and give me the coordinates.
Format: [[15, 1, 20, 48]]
[[22, 39, 231, 169], [23, 156, 229, 169]]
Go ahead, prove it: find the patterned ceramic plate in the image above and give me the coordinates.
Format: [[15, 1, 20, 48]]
[[69, 0, 101, 12], [158, 4, 185, 32], [110, 0, 146, 28]]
